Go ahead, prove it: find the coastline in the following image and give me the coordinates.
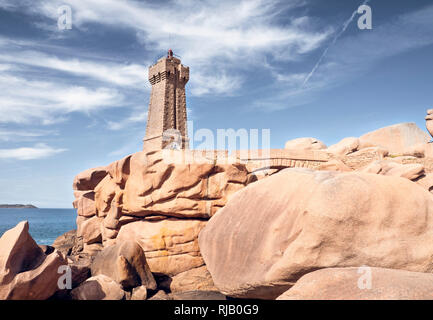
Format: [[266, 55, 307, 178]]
[[0, 204, 38, 209]]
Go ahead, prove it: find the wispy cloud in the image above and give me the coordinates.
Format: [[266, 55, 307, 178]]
[[190, 71, 243, 96], [0, 45, 149, 88], [255, 3, 433, 111], [0, 129, 57, 141], [0, 143, 67, 160], [3, 0, 331, 97], [0, 72, 124, 124], [302, 0, 371, 87]]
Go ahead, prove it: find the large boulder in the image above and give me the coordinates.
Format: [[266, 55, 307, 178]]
[[91, 240, 156, 291], [327, 137, 360, 156], [131, 285, 148, 300], [159, 265, 217, 293], [52, 229, 76, 256], [0, 221, 67, 300], [71, 274, 126, 300], [199, 168, 433, 299], [284, 137, 326, 150], [117, 219, 206, 276], [359, 123, 429, 155], [277, 267, 433, 300], [68, 256, 92, 288]]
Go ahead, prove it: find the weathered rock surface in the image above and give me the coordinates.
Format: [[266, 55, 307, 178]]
[[71, 274, 126, 300], [117, 219, 206, 276], [361, 160, 425, 181], [131, 285, 148, 300], [318, 159, 352, 172], [199, 168, 433, 299], [76, 215, 103, 245], [277, 267, 433, 300], [148, 290, 172, 300], [91, 240, 156, 290], [121, 151, 248, 219], [73, 150, 248, 260], [73, 167, 108, 191], [74, 191, 96, 217], [170, 290, 227, 300], [327, 137, 360, 156], [159, 265, 217, 293], [416, 173, 433, 193], [0, 221, 67, 300], [68, 256, 92, 288], [285, 137, 326, 150], [52, 229, 76, 256], [359, 123, 430, 155]]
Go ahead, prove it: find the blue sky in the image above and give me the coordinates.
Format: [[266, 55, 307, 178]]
[[0, 0, 432, 207]]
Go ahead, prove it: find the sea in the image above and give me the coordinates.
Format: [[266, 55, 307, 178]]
[[0, 208, 77, 245]]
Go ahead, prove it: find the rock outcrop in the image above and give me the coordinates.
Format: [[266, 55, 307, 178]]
[[277, 267, 433, 300], [0, 221, 67, 300], [285, 137, 326, 150], [117, 219, 206, 276], [158, 266, 217, 293], [199, 168, 433, 299], [90, 240, 156, 291], [326, 137, 360, 156], [73, 167, 108, 191], [64, 116, 433, 300], [52, 229, 77, 256], [71, 274, 126, 300], [73, 150, 248, 246], [71, 149, 248, 294], [358, 123, 430, 155], [360, 160, 425, 180]]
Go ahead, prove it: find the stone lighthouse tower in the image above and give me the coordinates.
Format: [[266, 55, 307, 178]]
[[143, 49, 189, 150]]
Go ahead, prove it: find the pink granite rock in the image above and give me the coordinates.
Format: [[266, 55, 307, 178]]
[[0, 221, 67, 300], [199, 168, 433, 299], [277, 267, 433, 300]]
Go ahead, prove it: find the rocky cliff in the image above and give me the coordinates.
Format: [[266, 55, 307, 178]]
[[3, 120, 433, 300]]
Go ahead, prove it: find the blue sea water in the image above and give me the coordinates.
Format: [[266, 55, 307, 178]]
[[0, 208, 76, 245]]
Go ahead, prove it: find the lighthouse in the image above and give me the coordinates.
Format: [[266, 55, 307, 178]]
[[143, 49, 189, 150]]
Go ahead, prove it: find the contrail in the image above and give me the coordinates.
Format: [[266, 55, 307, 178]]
[[302, 0, 371, 87]]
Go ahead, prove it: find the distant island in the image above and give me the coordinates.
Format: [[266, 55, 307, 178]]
[[0, 204, 38, 209]]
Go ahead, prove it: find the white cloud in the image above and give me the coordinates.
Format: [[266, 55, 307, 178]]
[[0, 143, 67, 160], [4, 0, 431, 117], [0, 129, 57, 141], [5, 0, 332, 97], [0, 72, 124, 124], [0, 42, 149, 89], [190, 71, 243, 96]]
